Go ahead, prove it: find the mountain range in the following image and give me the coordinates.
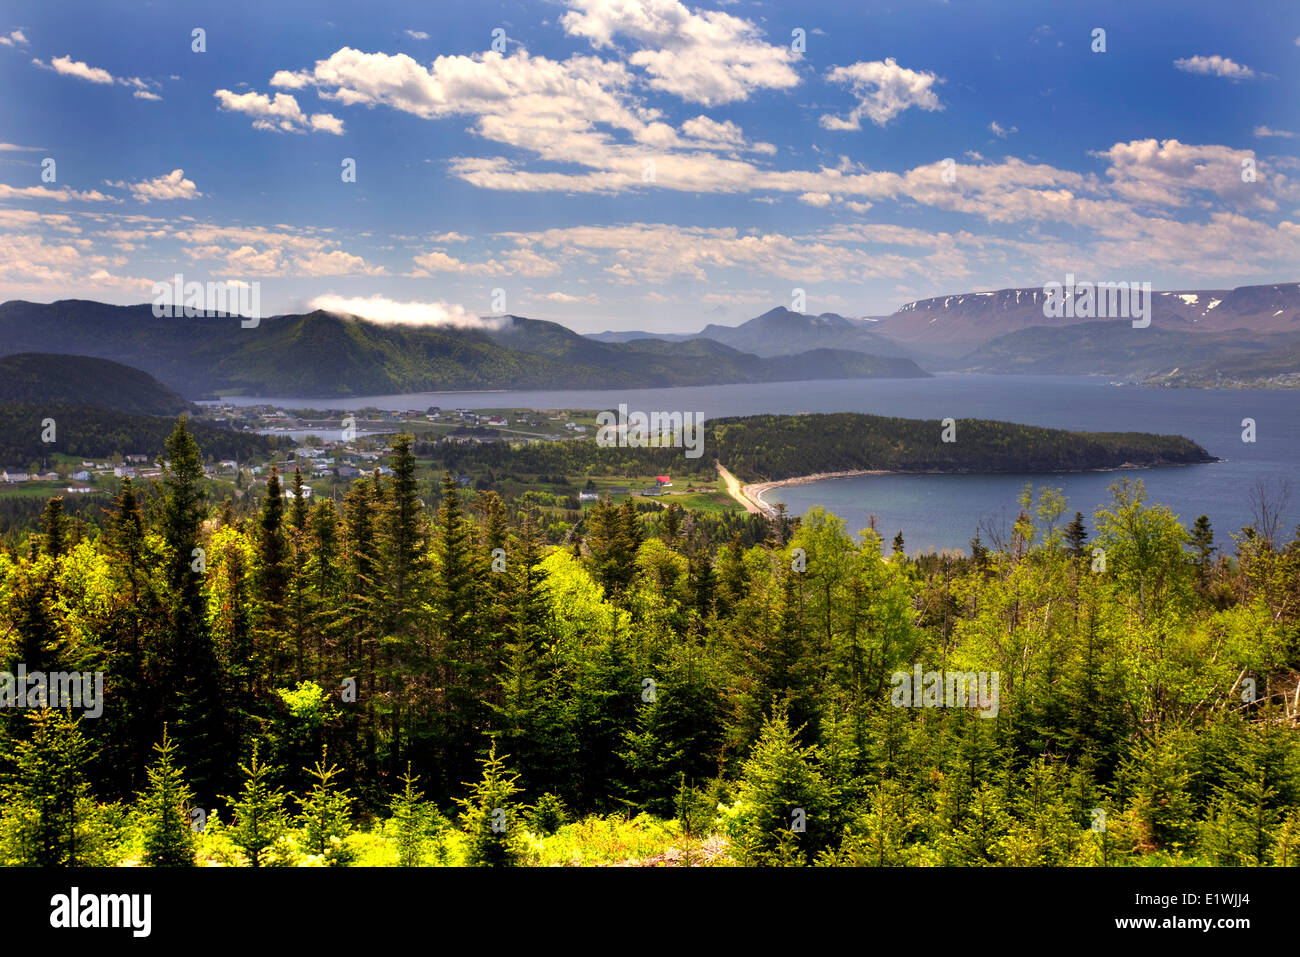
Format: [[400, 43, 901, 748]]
[[591, 281, 1300, 383], [0, 300, 928, 400], [3, 280, 1297, 400]]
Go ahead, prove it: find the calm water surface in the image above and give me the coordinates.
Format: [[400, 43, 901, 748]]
[[204, 376, 1298, 551]]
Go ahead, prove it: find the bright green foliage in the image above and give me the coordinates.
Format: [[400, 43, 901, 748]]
[[456, 740, 529, 867], [137, 725, 196, 866], [298, 747, 354, 866], [0, 710, 124, 866], [225, 742, 290, 867]]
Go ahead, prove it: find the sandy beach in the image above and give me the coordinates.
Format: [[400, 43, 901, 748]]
[[728, 468, 893, 517]]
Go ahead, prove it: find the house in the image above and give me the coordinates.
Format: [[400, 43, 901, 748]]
[[114, 466, 135, 478], [72, 470, 91, 481], [285, 486, 313, 501], [125, 454, 149, 464], [487, 415, 507, 426], [337, 465, 361, 479], [65, 485, 95, 494], [639, 486, 663, 497], [655, 475, 672, 487], [607, 486, 629, 496], [578, 490, 600, 503], [456, 473, 472, 487], [35, 472, 60, 481], [2, 471, 28, 483]]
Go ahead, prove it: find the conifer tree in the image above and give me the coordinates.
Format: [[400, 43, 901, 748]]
[[389, 762, 446, 866], [41, 496, 66, 558], [456, 740, 529, 867], [298, 747, 354, 865], [138, 725, 197, 866], [226, 742, 289, 867], [162, 415, 227, 801], [0, 710, 119, 866]]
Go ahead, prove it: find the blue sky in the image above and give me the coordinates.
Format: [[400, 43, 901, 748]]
[[1, 0, 1297, 333]]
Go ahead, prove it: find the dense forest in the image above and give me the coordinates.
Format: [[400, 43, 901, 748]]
[[1, 416, 1298, 867], [0, 403, 281, 465], [413, 412, 1212, 486], [710, 413, 1216, 483], [0, 354, 192, 416]]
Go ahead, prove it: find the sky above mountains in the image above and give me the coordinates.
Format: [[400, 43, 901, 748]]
[[0, 0, 1297, 333]]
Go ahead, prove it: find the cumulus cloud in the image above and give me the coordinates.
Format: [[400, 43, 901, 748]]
[[0, 29, 28, 47], [47, 54, 114, 83], [213, 89, 344, 134], [560, 0, 799, 105], [1094, 138, 1272, 209], [1174, 55, 1256, 80], [821, 58, 942, 129], [307, 294, 503, 329], [107, 169, 201, 203]]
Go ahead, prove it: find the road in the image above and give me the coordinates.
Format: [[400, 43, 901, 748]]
[[716, 462, 772, 516]]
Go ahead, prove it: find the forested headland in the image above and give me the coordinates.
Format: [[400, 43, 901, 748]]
[[709, 413, 1216, 483], [1, 416, 1297, 867]]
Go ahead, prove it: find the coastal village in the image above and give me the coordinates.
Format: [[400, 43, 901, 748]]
[[0, 403, 722, 512]]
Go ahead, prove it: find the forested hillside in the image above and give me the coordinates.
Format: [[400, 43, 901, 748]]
[[0, 403, 281, 465], [0, 354, 192, 415], [710, 413, 1215, 483], [1, 417, 1297, 867]]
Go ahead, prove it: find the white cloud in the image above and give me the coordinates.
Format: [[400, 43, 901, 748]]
[[799, 191, 833, 207], [38, 54, 157, 97], [48, 54, 113, 84], [1173, 55, 1256, 80], [0, 183, 115, 202], [821, 58, 942, 129], [295, 250, 387, 276], [1254, 125, 1295, 138], [537, 291, 596, 303], [213, 89, 344, 134], [307, 294, 502, 329], [0, 29, 28, 47], [404, 29, 429, 40], [990, 121, 1017, 138], [0, 142, 44, 151], [560, 0, 799, 105], [107, 169, 201, 203]]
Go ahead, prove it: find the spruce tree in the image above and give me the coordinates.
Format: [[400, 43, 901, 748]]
[[162, 415, 227, 801], [456, 740, 528, 867], [138, 725, 197, 866], [41, 496, 66, 558], [225, 742, 289, 867], [298, 747, 354, 865]]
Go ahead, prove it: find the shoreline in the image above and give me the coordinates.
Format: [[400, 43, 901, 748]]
[[743, 470, 894, 516], [739, 459, 1219, 517]]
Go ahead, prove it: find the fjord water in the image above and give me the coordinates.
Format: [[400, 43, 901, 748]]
[[209, 375, 1298, 552]]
